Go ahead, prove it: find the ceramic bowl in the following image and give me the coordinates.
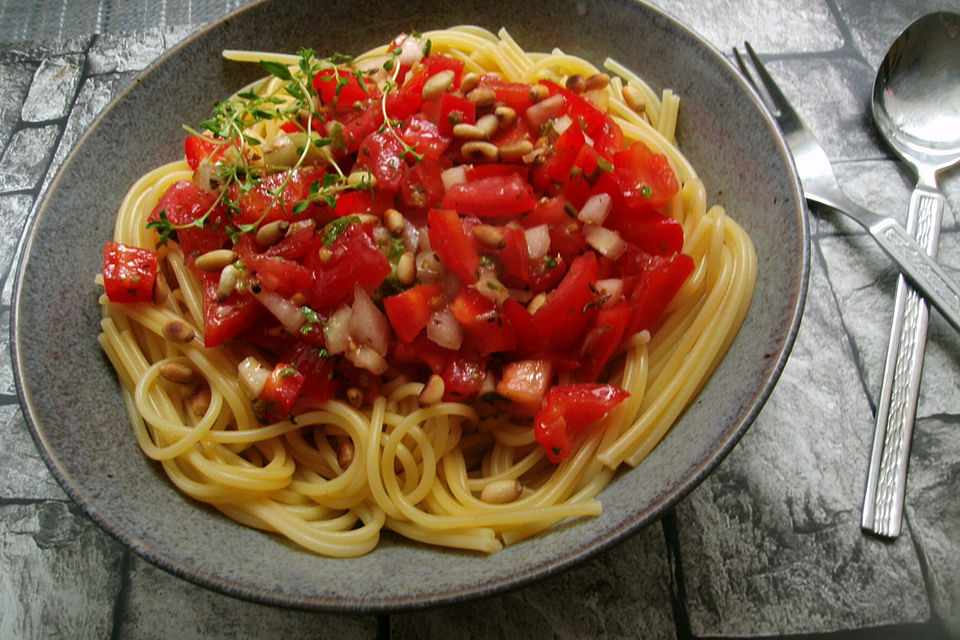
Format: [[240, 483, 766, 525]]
[[12, 0, 807, 612]]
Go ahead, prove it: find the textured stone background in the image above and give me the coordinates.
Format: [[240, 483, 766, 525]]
[[1, 1, 958, 638]]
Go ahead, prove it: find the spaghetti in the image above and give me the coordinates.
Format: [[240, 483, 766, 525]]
[[97, 26, 756, 557]]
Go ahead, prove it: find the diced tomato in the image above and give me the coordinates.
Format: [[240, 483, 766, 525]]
[[493, 225, 531, 288], [532, 252, 599, 349], [385, 90, 423, 121], [422, 54, 465, 89], [199, 272, 264, 348], [305, 223, 391, 311], [496, 359, 553, 415], [283, 341, 337, 403], [401, 151, 448, 214], [255, 362, 306, 423], [528, 254, 567, 293], [450, 288, 516, 355], [606, 208, 684, 256], [619, 251, 695, 334], [149, 181, 228, 261], [579, 300, 630, 381], [232, 168, 320, 226], [393, 333, 456, 374], [534, 383, 629, 462], [102, 242, 158, 303], [355, 132, 407, 193], [334, 106, 384, 155], [235, 234, 314, 298], [183, 135, 231, 170], [522, 195, 573, 228], [401, 114, 451, 157], [332, 188, 394, 217], [501, 299, 543, 353], [478, 75, 535, 114], [263, 222, 316, 260], [427, 208, 480, 284], [427, 93, 476, 136], [543, 81, 624, 158], [595, 140, 679, 210], [313, 67, 376, 109], [440, 173, 537, 218], [441, 358, 485, 402], [383, 283, 442, 343]]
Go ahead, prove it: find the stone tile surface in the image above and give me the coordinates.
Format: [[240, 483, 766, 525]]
[[0, 60, 35, 149], [0, 124, 60, 193], [0, 403, 65, 500], [391, 524, 676, 640], [20, 53, 84, 122]]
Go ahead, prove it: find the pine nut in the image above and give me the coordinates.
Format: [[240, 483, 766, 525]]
[[452, 123, 485, 141], [396, 251, 416, 285], [622, 84, 646, 113], [459, 72, 480, 94], [216, 264, 239, 302], [159, 361, 195, 384], [527, 292, 547, 315], [256, 219, 289, 246], [336, 438, 355, 470], [384, 208, 406, 235], [163, 320, 195, 343], [466, 86, 497, 107], [419, 374, 445, 405], [476, 114, 499, 139], [494, 105, 516, 128], [565, 74, 586, 93], [528, 84, 549, 103], [194, 249, 236, 272], [473, 224, 505, 250], [461, 141, 499, 163], [585, 72, 610, 91], [189, 385, 211, 416], [422, 69, 456, 101], [481, 478, 522, 504], [346, 386, 364, 407], [498, 139, 534, 162], [318, 247, 333, 263], [347, 170, 376, 188], [152, 272, 169, 306]]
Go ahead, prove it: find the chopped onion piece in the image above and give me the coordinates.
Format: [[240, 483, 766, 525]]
[[401, 221, 420, 252], [474, 272, 510, 305], [416, 250, 445, 282], [238, 356, 269, 397], [524, 224, 550, 260], [350, 285, 390, 356], [346, 345, 389, 375], [426, 308, 463, 350], [584, 225, 627, 260], [397, 34, 426, 67], [254, 290, 305, 334], [585, 88, 609, 112], [525, 94, 565, 128], [324, 305, 352, 355], [552, 114, 573, 135], [441, 165, 467, 191], [594, 278, 625, 306], [577, 193, 612, 225]]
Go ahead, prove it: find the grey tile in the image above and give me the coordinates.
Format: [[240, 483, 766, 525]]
[[650, 0, 843, 53], [88, 28, 173, 75], [0, 124, 60, 192], [0, 60, 36, 150], [0, 402, 65, 500], [20, 53, 85, 122], [677, 250, 928, 635], [391, 523, 676, 640], [0, 501, 123, 639], [117, 555, 378, 640], [837, 0, 950, 69], [0, 194, 34, 285]]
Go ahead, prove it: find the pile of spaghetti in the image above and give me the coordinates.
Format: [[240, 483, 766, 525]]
[[97, 26, 756, 557]]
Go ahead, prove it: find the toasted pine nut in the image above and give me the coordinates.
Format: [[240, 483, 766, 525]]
[[256, 219, 289, 246], [527, 292, 547, 315], [476, 114, 499, 139], [565, 74, 586, 93], [216, 264, 239, 302], [384, 208, 406, 236], [152, 272, 169, 306], [622, 84, 646, 113], [494, 105, 516, 128], [189, 385, 211, 416], [461, 141, 499, 163], [498, 139, 534, 162], [466, 86, 497, 107], [159, 361, 195, 384], [318, 247, 333, 263], [481, 479, 522, 504], [347, 170, 376, 188], [452, 123, 485, 141], [346, 387, 364, 407], [446, 110, 464, 126], [422, 69, 456, 101], [459, 72, 480, 94], [163, 320, 195, 343], [419, 374, 445, 405], [194, 249, 236, 272], [396, 251, 416, 285], [336, 438, 355, 470], [528, 84, 549, 103], [585, 72, 610, 91], [473, 224, 505, 250]]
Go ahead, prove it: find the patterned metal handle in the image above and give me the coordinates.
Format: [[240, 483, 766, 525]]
[[863, 188, 946, 537]]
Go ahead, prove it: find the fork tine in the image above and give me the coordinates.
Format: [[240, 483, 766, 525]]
[[732, 47, 776, 114], [741, 42, 806, 130]]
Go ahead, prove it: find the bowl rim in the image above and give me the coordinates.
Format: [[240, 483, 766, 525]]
[[10, 0, 809, 613]]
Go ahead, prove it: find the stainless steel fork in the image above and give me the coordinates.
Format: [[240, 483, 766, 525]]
[[733, 43, 960, 337]]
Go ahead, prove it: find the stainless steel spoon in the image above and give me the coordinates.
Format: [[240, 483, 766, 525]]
[[863, 12, 960, 538]]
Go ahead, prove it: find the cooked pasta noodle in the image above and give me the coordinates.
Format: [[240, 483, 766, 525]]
[[98, 26, 756, 557]]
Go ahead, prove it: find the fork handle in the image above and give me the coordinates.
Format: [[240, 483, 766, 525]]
[[862, 186, 946, 537]]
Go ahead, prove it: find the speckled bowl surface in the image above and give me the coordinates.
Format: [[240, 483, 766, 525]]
[[12, 0, 808, 612]]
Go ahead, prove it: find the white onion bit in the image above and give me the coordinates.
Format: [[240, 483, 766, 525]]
[[584, 225, 627, 260], [577, 193, 612, 225]]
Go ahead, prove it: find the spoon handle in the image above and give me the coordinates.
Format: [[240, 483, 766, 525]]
[[862, 185, 947, 537]]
